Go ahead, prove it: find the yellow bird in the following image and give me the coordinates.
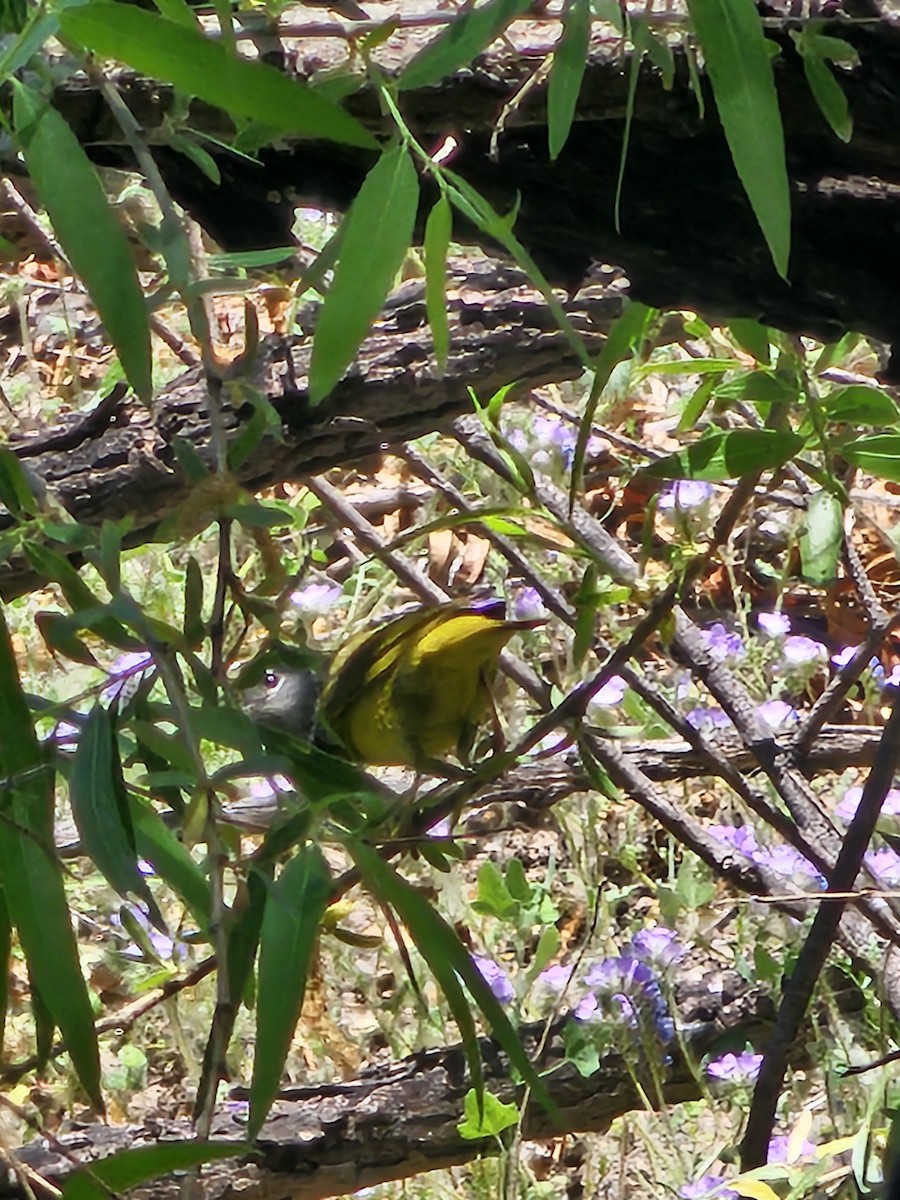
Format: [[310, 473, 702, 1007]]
[[318, 600, 539, 769]]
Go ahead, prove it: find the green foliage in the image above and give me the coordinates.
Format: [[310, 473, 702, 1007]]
[[12, 84, 152, 400], [687, 0, 791, 278]]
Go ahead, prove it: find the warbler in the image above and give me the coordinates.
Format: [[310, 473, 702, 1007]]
[[244, 600, 539, 770], [317, 599, 540, 769]]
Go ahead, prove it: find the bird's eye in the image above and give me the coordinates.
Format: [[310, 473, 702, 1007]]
[[263, 669, 280, 689]]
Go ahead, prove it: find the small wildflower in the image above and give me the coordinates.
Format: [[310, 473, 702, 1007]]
[[701, 623, 745, 660], [767, 1135, 816, 1165], [512, 587, 547, 622], [706, 1050, 763, 1083], [680, 1175, 738, 1200], [831, 645, 859, 668], [836, 786, 900, 823], [626, 927, 684, 969], [658, 480, 715, 513], [580, 956, 674, 1042], [757, 611, 791, 638], [472, 956, 515, 1004], [290, 581, 342, 615], [710, 824, 760, 859], [536, 964, 572, 992], [685, 707, 733, 731], [885, 664, 900, 689], [782, 635, 827, 666], [758, 700, 799, 727], [752, 844, 825, 889], [589, 675, 627, 709], [864, 848, 900, 886], [532, 415, 576, 471]]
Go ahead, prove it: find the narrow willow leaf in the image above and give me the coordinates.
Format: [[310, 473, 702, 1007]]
[[841, 435, 900, 483], [399, 0, 534, 91], [799, 490, 842, 585], [0, 447, 40, 516], [58, 7, 375, 148], [351, 841, 558, 1121], [570, 301, 654, 510], [183, 558, 205, 648], [70, 706, 164, 924], [13, 84, 151, 399], [0, 888, 9, 1052], [423, 195, 452, 373], [249, 845, 332, 1138], [686, 0, 790, 279], [129, 796, 211, 928], [823, 385, 899, 426], [613, 16, 648, 233], [792, 28, 855, 144], [646, 429, 804, 481], [548, 0, 590, 161], [0, 605, 102, 1108], [728, 318, 771, 365], [309, 146, 419, 403], [62, 1142, 248, 1200]]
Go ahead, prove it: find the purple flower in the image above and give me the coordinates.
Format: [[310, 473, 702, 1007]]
[[626, 927, 684, 969], [579, 957, 674, 1042], [536, 964, 572, 992], [290, 581, 342, 615], [710, 825, 759, 859], [758, 700, 799, 728], [706, 1050, 763, 1083], [512, 587, 547, 622], [472, 956, 515, 1004], [685, 707, 733, 731], [836, 786, 900, 823], [701, 623, 745, 660], [589, 675, 627, 709], [767, 1135, 816, 1165], [782, 635, 827, 666], [752, 844, 825, 890], [831, 645, 859, 668], [680, 1175, 737, 1200], [532, 415, 576, 469], [885, 664, 900, 689], [757, 611, 791, 639], [658, 481, 714, 513], [864, 848, 900, 886]]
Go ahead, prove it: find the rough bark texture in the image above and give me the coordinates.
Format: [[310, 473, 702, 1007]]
[[4, 979, 773, 1200], [30, 13, 900, 353], [1, 262, 621, 598]]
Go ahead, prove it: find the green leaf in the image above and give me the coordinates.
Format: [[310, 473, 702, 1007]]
[[822, 384, 899, 427], [676, 376, 717, 433], [70, 706, 165, 924], [0, 605, 102, 1108], [183, 558, 205, 648], [249, 845, 332, 1138], [58, 7, 375, 149], [711, 370, 798, 406], [548, 0, 590, 160], [23, 543, 137, 648], [399, 0, 533, 91], [309, 146, 419, 402], [728, 318, 771, 365], [646, 429, 804, 481], [0, 888, 10, 1052], [571, 301, 654, 508], [0, 447, 40, 517], [458, 1088, 519, 1139], [34, 611, 99, 668], [130, 797, 211, 929], [841, 434, 900, 483], [473, 861, 517, 920], [12, 84, 151, 399], [61, 1142, 248, 1200], [792, 27, 856, 144], [423, 195, 452, 373], [686, 0, 790, 278], [799, 489, 842, 586], [350, 841, 559, 1122]]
